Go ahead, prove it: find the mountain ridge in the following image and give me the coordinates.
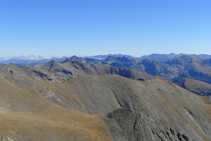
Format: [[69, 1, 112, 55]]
[[0, 65, 211, 140], [2, 53, 211, 66], [1, 54, 211, 140]]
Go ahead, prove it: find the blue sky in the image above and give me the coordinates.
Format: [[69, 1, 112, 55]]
[[0, 0, 211, 58]]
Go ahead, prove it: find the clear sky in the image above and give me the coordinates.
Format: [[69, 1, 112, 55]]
[[0, 0, 211, 58]]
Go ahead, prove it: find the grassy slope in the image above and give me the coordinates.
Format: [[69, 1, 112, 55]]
[[0, 77, 110, 140], [0, 109, 110, 141], [185, 78, 211, 96], [173, 78, 211, 96], [1, 63, 211, 140]]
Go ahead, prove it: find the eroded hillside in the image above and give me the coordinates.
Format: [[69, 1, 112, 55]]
[[0, 63, 211, 140]]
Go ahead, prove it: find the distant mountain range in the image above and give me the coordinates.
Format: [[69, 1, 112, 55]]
[[85, 53, 211, 61], [0, 55, 67, 67], [84, 54, 135, 60], [64, 55, 211, 87], [39, 59, 156, 81], [87, 53, 211, 62], [2, 53, 211, 97], [1, 59, 211, 140], [1, 53, 211, 66], [139, 53, 211, 62], [4, 54, 208, 97], [2, 53, 211, 85]]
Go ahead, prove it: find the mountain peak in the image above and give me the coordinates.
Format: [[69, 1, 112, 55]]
[[39, 59, 59, 71], [104, 56, 116, 61], [117, 56, 130, 62], [48, 59, 58, 64], [64, 55, 86, 63]]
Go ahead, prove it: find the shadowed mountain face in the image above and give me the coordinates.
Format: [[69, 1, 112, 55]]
[[39, 59, 156, 81], [0, 63, 211, 140], [6, 54, 211, 85], [139, 53, 211, 62], [2, 53, 211, 67], [64, 55, 86, 63], [133, 59, 175, 79], [70, 55, 211, 85], [122, 55, 211, 83], [167, 56, 211, 84], [172, 78, 211, 96]]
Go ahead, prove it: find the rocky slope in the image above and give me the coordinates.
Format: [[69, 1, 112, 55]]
[[172, 78, 211, 96], [39, 59, 156, 81], [76, 55, 211, 85], [0, 63, 211, 140], [139, 53, 211, 62]]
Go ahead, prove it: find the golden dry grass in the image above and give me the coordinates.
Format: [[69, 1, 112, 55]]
[[0, 108, 111, 140], [0, 76, 111, 140]]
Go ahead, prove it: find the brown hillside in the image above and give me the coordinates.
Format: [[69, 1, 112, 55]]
[[0, 63, 211, 140], [39, 60, 156, 81], [173, 78, 211, 96]]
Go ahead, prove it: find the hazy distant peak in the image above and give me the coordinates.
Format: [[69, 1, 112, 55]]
[[48, 59, 58, 63], [104, 55, 130, 62], [104, 56, 116, 61], [39, 59, 60, 71], [64, 55, 86, 63], [7, 63, 19, 68]]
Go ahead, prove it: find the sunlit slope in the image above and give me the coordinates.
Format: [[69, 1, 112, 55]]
[[1, 63, 211, 140], [0, 109, 110, 141], [0, 76, 55, 113], [173, 78, 211, 96], [0, 65, 111, 140], [45, 75, 211, 140], [40, 59, 156, 81]]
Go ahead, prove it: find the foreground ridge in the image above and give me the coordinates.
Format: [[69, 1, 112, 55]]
[[0, 64, 210, 140]]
